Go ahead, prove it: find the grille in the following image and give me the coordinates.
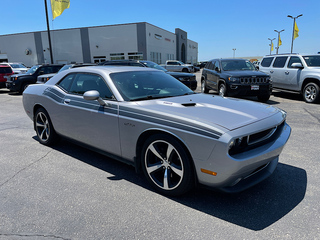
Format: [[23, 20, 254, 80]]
[[240, 77, 268, 84]]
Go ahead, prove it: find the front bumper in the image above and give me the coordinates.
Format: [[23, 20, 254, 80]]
[[6, 79, 20, 92], [195, 121, 291, 193], [227, 83, 272, 97]]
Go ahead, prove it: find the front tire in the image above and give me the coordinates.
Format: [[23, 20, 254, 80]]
[[303, 83, 320, 103], [257, 93, 271, 102], [141, 134, 194, 196], [218, 83, 227, 97], [34, 108, 58, 145]]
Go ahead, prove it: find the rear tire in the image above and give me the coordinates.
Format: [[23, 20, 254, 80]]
[[201, 80, 209, 93], [34, 108, 59, 145], [303, 83, 320, 103]]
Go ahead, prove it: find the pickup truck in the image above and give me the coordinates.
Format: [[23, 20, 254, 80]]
[[160, 60, 194, 73]]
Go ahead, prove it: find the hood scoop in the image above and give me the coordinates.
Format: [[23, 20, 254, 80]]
[[181, 103, 197, 107]]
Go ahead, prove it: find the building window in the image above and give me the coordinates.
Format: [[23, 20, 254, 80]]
[[128, 52, 143, 60], [93, 56, 106, 63], [150, 52, 161, 64], [166, 54, 174, 61], [110, 53, 125, 60]]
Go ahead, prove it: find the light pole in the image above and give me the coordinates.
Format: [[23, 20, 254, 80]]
[[274, 29, 284, 54], [232, 48, 236, 58], [287, 14, 303, 53], [268, 38, 275, 55]]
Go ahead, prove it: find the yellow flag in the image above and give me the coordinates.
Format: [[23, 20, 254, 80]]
[[51, 0, 70, 19], [271, 42, 274, 51], [278, 35, 282, 47], [294, 21, 299, 40]]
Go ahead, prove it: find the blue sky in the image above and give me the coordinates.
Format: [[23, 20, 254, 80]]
[[1, 0, 319, 61]]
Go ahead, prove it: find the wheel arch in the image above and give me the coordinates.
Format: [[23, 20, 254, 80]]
[[301, 78, 320, 92], [135, 129, 196, 179]]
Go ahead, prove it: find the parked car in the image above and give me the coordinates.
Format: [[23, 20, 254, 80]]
[[160, 60, 194, 73], [37, 63, 96, 84], [6, 64, 64, 94], [201, 59, 272, 102], [100, 60, 197, 90], [259, 53, 320, 103], [0, 64, 14, 88], [23, 66, 291, 196], [1, 62, 28, 74]]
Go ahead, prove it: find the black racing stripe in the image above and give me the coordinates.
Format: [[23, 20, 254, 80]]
[[120, 107, 222, 139]]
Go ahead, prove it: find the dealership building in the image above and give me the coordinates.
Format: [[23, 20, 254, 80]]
[[0, 22, 198, 67]]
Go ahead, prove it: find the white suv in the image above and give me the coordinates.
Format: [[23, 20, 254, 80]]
[[259, 53, 320, 103]]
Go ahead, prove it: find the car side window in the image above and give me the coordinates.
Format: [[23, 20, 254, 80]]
[[67, 73, 114, 99], [288, 56, 302, 68], [57, 73, 76, 92], [261, 57, 274, 67], [206, 61, 214, 70], [214, 61, 220, 71], [273, 57, 288, 68]]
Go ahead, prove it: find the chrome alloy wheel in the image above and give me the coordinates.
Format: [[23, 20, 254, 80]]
[[145, 140, 184, 191], [304, 85, 317, 102], [35, 111, 50, 142]]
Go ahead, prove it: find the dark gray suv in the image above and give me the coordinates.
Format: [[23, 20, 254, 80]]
[[201, 59, 272, 102]]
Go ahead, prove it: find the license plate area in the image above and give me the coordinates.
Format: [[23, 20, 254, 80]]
[[251, 85, 259, 90]]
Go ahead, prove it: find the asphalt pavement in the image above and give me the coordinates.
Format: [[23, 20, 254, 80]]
[[0, 72, 319, 239]]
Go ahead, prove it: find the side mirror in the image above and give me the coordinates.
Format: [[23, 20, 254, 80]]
[[215, 67, 220, 72], [291, 63, 304, 69], [83, 90, 106, 106]]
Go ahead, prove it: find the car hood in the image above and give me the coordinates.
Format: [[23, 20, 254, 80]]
[[134, 94, 280, 132], [223, 70, 268, 77], [38, 73, 56, 78], [11, 73, 32, 78]]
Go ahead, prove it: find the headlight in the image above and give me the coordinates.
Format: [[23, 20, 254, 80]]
[[228, 77, 239, 82], [178, 77, 188, 81]]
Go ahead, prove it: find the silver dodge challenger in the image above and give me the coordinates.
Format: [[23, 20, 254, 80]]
[[23, 66, 291, 196]]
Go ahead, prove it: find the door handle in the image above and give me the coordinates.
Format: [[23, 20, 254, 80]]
[[285, 71, 289, 75], [270, 70, 274, 73], [64, 99, 71, 104]]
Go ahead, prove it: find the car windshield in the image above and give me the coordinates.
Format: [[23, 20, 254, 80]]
[[58, 64, 73, 72], [221, 60, 256, 71], [110, 70, 194, 101], [26, 65, 39, 74], [11, 64, 26, 68], [303, 56, 320, 67], [141, 61, 168, 72]]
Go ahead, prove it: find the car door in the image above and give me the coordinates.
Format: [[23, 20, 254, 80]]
[[205, 60, 220, 90], [284, 56, 303, 91], [270, 56, 289, 89], [52, 72, 121, 156]]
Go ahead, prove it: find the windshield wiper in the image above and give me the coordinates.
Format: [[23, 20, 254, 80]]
[[130, 95, 166, 101]]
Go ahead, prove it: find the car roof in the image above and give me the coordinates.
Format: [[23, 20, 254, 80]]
[[66, 66, 160, 74]]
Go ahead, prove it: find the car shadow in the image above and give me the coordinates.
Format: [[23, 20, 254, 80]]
[[272, 90, 304, 102], [0, 89, 11, 94], [35, 137, 307, 231]]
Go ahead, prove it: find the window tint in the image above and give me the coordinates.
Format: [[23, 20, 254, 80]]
[[303, 56, 320, 67], [214, 61, 220, 71], [129, 62, 144, 67], [206, 61, 214, 70], [261, 57, 274, 67], [58, 73, 75, 92], [66, 73, 113, 99], [273, 57, 288, 68], [288, 57, 302, 68], [0, 67, 12, 73]]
